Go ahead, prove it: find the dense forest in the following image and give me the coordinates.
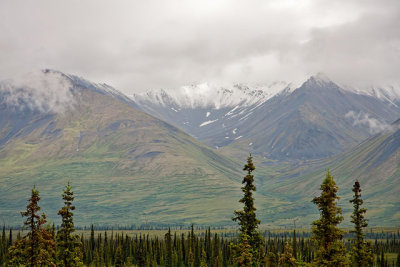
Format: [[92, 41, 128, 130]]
[[1, 155, 399, 266]]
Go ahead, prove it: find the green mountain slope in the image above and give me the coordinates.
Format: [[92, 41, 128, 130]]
[[259, 119, 400, 227], [0, 70, 247, 226]]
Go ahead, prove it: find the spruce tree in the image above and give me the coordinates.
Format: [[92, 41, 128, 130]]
[[236, 233, 253, 267], [311, 171, 349, 266], [114, 244, 123, 267], [233, 154, 263, 264], [165, 228, 172, 267], [8, 228, 12, 247], [56, 181, 83, 266], [278, 241, 298, 267], [200, 248, 207, 267], [349, 180, 374, 267], [8, 185, 55, 266], [292, 230, 297, 260]]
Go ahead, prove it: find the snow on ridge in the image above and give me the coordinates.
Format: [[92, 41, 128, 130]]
[[339, 83, 400, 106], [133, 81, 291, 109]]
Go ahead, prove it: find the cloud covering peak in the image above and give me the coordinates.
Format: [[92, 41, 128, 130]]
[[0, 70, 74, 113]]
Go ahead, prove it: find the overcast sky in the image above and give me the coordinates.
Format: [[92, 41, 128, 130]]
[[0, 0, 399, 93]]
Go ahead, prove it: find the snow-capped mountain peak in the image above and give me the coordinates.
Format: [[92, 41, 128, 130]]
[[339, 83, 400, 107], [132, 81, 291, 109]]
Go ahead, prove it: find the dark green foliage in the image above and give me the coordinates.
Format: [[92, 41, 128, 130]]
[[114, 244, 123, 267], [278, 241, 298, 266], [3, 225, 399, 266], [292, 230, 297, 260], [165, 227, 173, 267], [236, 233, 253, 267], [265, 251, 278, 267], [7, 185, 56, 266], [233, 154, 263, 264], [8, 228, 12, 247], [311, 171, 349, 266], [349, 180, 374, 267], [56, 181, 83, 266]]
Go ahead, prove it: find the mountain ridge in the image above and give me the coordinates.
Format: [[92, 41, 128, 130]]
[[132, 74, 400, 160]]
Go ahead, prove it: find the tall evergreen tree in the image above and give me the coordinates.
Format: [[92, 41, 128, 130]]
[[200, 248, 207, 267], [349, 180, 374, 267], [114, 244, 123, 267], [8, 185, 55, 266], [56, 181, 83, 266], [311, 171, 349, 266], [165, 228, 173, 267], [278, 241, 298, 267], [8, 228, 12, 247], [236, 233, 253, 267], [292, 230, 297, 260], [233, 154, 263, 264]]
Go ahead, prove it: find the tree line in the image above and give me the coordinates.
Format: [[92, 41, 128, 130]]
[[0, 154, 399, 266]]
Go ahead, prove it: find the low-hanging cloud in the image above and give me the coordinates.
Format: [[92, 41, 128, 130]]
[[345, 111, 389, 134], [0, 70, 74, 113], [0, 0, 399, 93]]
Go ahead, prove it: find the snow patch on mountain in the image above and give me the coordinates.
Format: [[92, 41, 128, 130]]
[[200, 119, 218, 127]]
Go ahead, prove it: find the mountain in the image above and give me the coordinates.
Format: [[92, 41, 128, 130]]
[[132, 75, 400, 160], [1, 70, 398, 227], [265, 118, 400, 226], [0, 70, 246, 226], [132, 81, 291, 141]]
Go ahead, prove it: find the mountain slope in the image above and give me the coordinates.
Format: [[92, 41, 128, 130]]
[[0, 70, 246, 226], [262, 119, 400, 226], [133, 75, 400, 160], [133, 82, 291, 142]]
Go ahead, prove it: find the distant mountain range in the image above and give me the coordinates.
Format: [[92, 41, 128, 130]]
[[0, 70, 399, 227], [132, 74, 400, 161]]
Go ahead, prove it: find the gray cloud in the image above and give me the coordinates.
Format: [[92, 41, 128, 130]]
[[0, 0, 399, 94]]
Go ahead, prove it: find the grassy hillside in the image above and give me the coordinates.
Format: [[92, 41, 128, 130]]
[[253, 123, 400, 227]]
